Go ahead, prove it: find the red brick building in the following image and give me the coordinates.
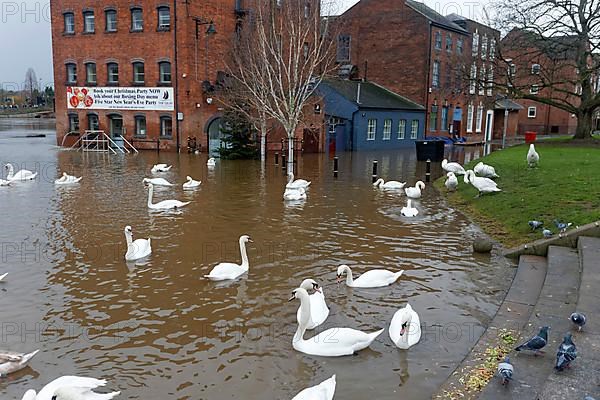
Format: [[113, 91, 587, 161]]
[[333, 0, 500, 143], [50, 0, 325, 152]]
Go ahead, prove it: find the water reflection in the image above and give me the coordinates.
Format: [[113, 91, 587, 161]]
[[1, 120, 515, 400]]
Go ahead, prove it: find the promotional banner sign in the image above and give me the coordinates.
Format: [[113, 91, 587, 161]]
[[67, 87, 174, 111]]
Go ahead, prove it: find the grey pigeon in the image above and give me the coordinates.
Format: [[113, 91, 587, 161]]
[[570, 312, 587, 331], [497, 356, 513, 385], [528, 220, 544, 231], [515, 326, 549, 354], [555, 333, 577, 371], [554, 220, 573, 233], [542, 229, 553, 238]]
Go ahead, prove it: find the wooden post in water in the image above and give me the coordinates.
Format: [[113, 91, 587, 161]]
[[425, 159, 431, 182], [333, 156, 339, 178], [372, 160, 378, 182]]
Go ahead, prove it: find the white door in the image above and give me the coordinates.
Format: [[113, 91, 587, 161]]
[[484, 110, 494, 142]]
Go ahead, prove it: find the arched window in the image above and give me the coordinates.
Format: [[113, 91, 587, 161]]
[[135, 115, 147, 136], [85, 62, 96, 84], [160, 116, 172, 137], [83, 10, 95, 33], [105, 9, 117, 32], [66, 63, 77, 84], [107, 62, 119, 84], [63, 12, 75, 34], [132, 62, 145, 84], [159, 61, 171, 83], [131, 7, 143, 31], [87, 113, 99, 131], [157, 6, 170, 30]]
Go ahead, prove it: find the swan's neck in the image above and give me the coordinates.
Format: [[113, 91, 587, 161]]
[[125, 232, 133, 246], [343, 266, 354, 285], [397, 313, 413, 345], [6, 164, 13, 178], [294, 292, 311, 343], [147, 186, 154, 207], [239, 240, 249, 270], [288, 173, 294, 184]]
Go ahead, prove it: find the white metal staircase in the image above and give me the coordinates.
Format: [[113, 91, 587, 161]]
[[67, 130, 138, 154]]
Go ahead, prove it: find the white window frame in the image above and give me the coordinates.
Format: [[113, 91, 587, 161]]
[[531, 63, 541, 75], [469, 63, 477, 94], [472, 31, 479, 56], [85, 63, 97, 84], [476, 103, 483, 132], [432, 61, 440, 88], [478, 64, 486, 95], [410, 120, 419, 139], [528, 106, 537, 118], [397, 119, 406, 139], [487, 66, 494, 96], [383, 119, 392, 140], [64, 12, 75, 33], [157, 7, 170, 29], [83, 11, 95, 33], [481, 34, 488, 60], [367, 119, 376, 140], [530, 84, 539, 95], [466, 102, 474, 132], [489, 39, 496, 60], [105, 10, 117, 32]]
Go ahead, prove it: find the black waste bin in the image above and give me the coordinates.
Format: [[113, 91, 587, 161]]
[[415, 139, 445, 161]]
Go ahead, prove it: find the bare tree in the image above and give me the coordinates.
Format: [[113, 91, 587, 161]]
[[227, 0, 338, 172], [24, 68, 39, 105], [491, 0, 600, 139]]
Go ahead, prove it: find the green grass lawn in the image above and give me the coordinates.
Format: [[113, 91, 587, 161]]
[[437, 143, 600, 247]]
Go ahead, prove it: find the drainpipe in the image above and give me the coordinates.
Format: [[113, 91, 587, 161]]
[[356, 82, 361, 104], [173, 0, 180, 152], [424, 22, 432, 135]]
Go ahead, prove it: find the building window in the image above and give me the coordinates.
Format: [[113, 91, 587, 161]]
[[64, 12, 75, 34], [135, 115, 147, 136], [66, 63, 77, 84], [528, 106, 536, 118], [530, 84, 539, 95], [160, 116, 172, 137], [88, 114, 99, 131], [304, 2, 310, 18], [157, 6, 170, 30], [397, 119, 406, 139], [68, 114, 79, 132], [159, 62, 171, 83], [472, 31, 479, 56], [481, 35, 487, 59], [434, 31, 442, 50], [489, 39, 496, 60], [383, 119, 392, 140], [441, 106, 449, 131], [107, 62, 119, 84], [446, 34, 452, 52], [531, 63, 541, 74], [133, 62, 145, 84], [303, 42, 309, 60], [83, 11, 95, 33], [466, 102, 474, 132], [85, 63, 97, 84], [457, 38, 463, 54], [487, 66, 494, 96], [469, 63, 477, 94], [337, 34, 350, 62], [430, 105, 438, 131], [410, 120, 419, 139], [367, 119, 376, 140], [479, 64, 486, 95], [476, 103, 484, 132], [131, 8, 143, 31], [432, 61, 440, 88], [106, 9, 117, 32]]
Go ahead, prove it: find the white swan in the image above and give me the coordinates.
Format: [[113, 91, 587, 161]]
[[207, 158, 216, 166], [527, 143, 539, 167], [290, 287, 384, 356], [204, 235, 252, 281], [445, 172, 458, 191], [183, 176, 201, 189], [4, 163, 37, 181], [21, 376, 120, 400], [464, 170, 501, 196], [124, 226, 152, 261], [389, 303, 421, 349], [401, 199, 418, 217], [0, 349, 39, 376], [292, 375, 336, 400], [286, 172, 311, 189], [283, 187, 307, 201], [474, 161, 499, 178], [296, 279, 330, 330], [404, 181, 425, 199], [146, 183, 190, 210], [0, 272, 7, 281], [0, 179, 10, 186], [373, 178, 406, 190], [151, 163, 172, 172], [441, 159, 466, 175], [336, 264, 403, 288], [142, 177, 173, 186], [54, 172, 82, 185]]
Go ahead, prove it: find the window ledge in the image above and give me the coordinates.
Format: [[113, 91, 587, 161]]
[[82, 31, 96, 35], [132, 82, 146, 86], [156, 81, 172, 86], [133, 134, 147, 138], [105, 30, 118, 34], [157, 27, 171, 32], [159, 135, 173, 139], [86, 82, 98, 86], [130, 29, 144, 33], [63, 32, 75, 36], [106, 82, 119, 86]]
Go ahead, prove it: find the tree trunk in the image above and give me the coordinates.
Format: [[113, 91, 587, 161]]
[[260, 116, 267, 161], [574, 110, 593, 139], [287, 131, 295, 175]]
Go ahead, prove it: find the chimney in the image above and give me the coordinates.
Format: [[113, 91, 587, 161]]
[[356, 82, 361, 104]]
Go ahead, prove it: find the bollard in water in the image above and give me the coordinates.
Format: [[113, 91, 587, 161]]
[[275, 152, 279, 165], [333, 156, 339, 178], [425, 158, 431, 182], [372, 160, 378, 183], [281, 154, 286, 170]]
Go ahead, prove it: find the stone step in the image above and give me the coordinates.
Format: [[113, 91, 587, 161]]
[[478, 246, 580, 399], [537, 237, 600, 399]]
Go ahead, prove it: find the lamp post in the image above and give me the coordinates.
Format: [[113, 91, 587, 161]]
[[193, 18, 216, 82]]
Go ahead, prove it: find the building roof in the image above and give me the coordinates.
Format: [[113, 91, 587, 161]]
[[321, 78, 425, 110], [503, 29, 581, 61], [405, 0, 468, 34], [494, 97, 524, 111]]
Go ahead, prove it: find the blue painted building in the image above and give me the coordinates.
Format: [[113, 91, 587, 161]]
[[318, 79, 425, 152]]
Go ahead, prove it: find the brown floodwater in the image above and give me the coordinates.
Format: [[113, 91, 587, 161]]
[[1, 119, 514, 400]]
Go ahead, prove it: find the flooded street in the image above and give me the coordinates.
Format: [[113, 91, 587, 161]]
[[1, 119, 514, 400]]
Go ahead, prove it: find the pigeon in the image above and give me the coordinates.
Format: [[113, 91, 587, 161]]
[[497, 356, 513, 385], [570, 312, 586, 331], [554, 220, 573, 233], [542, 229, 553, 238], [515, 326, 549, 354], [555, 333, 577, 371], [528, 220, 544, 231]]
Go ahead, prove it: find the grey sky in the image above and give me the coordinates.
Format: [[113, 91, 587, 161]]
[[0, 0, 489, 91]]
